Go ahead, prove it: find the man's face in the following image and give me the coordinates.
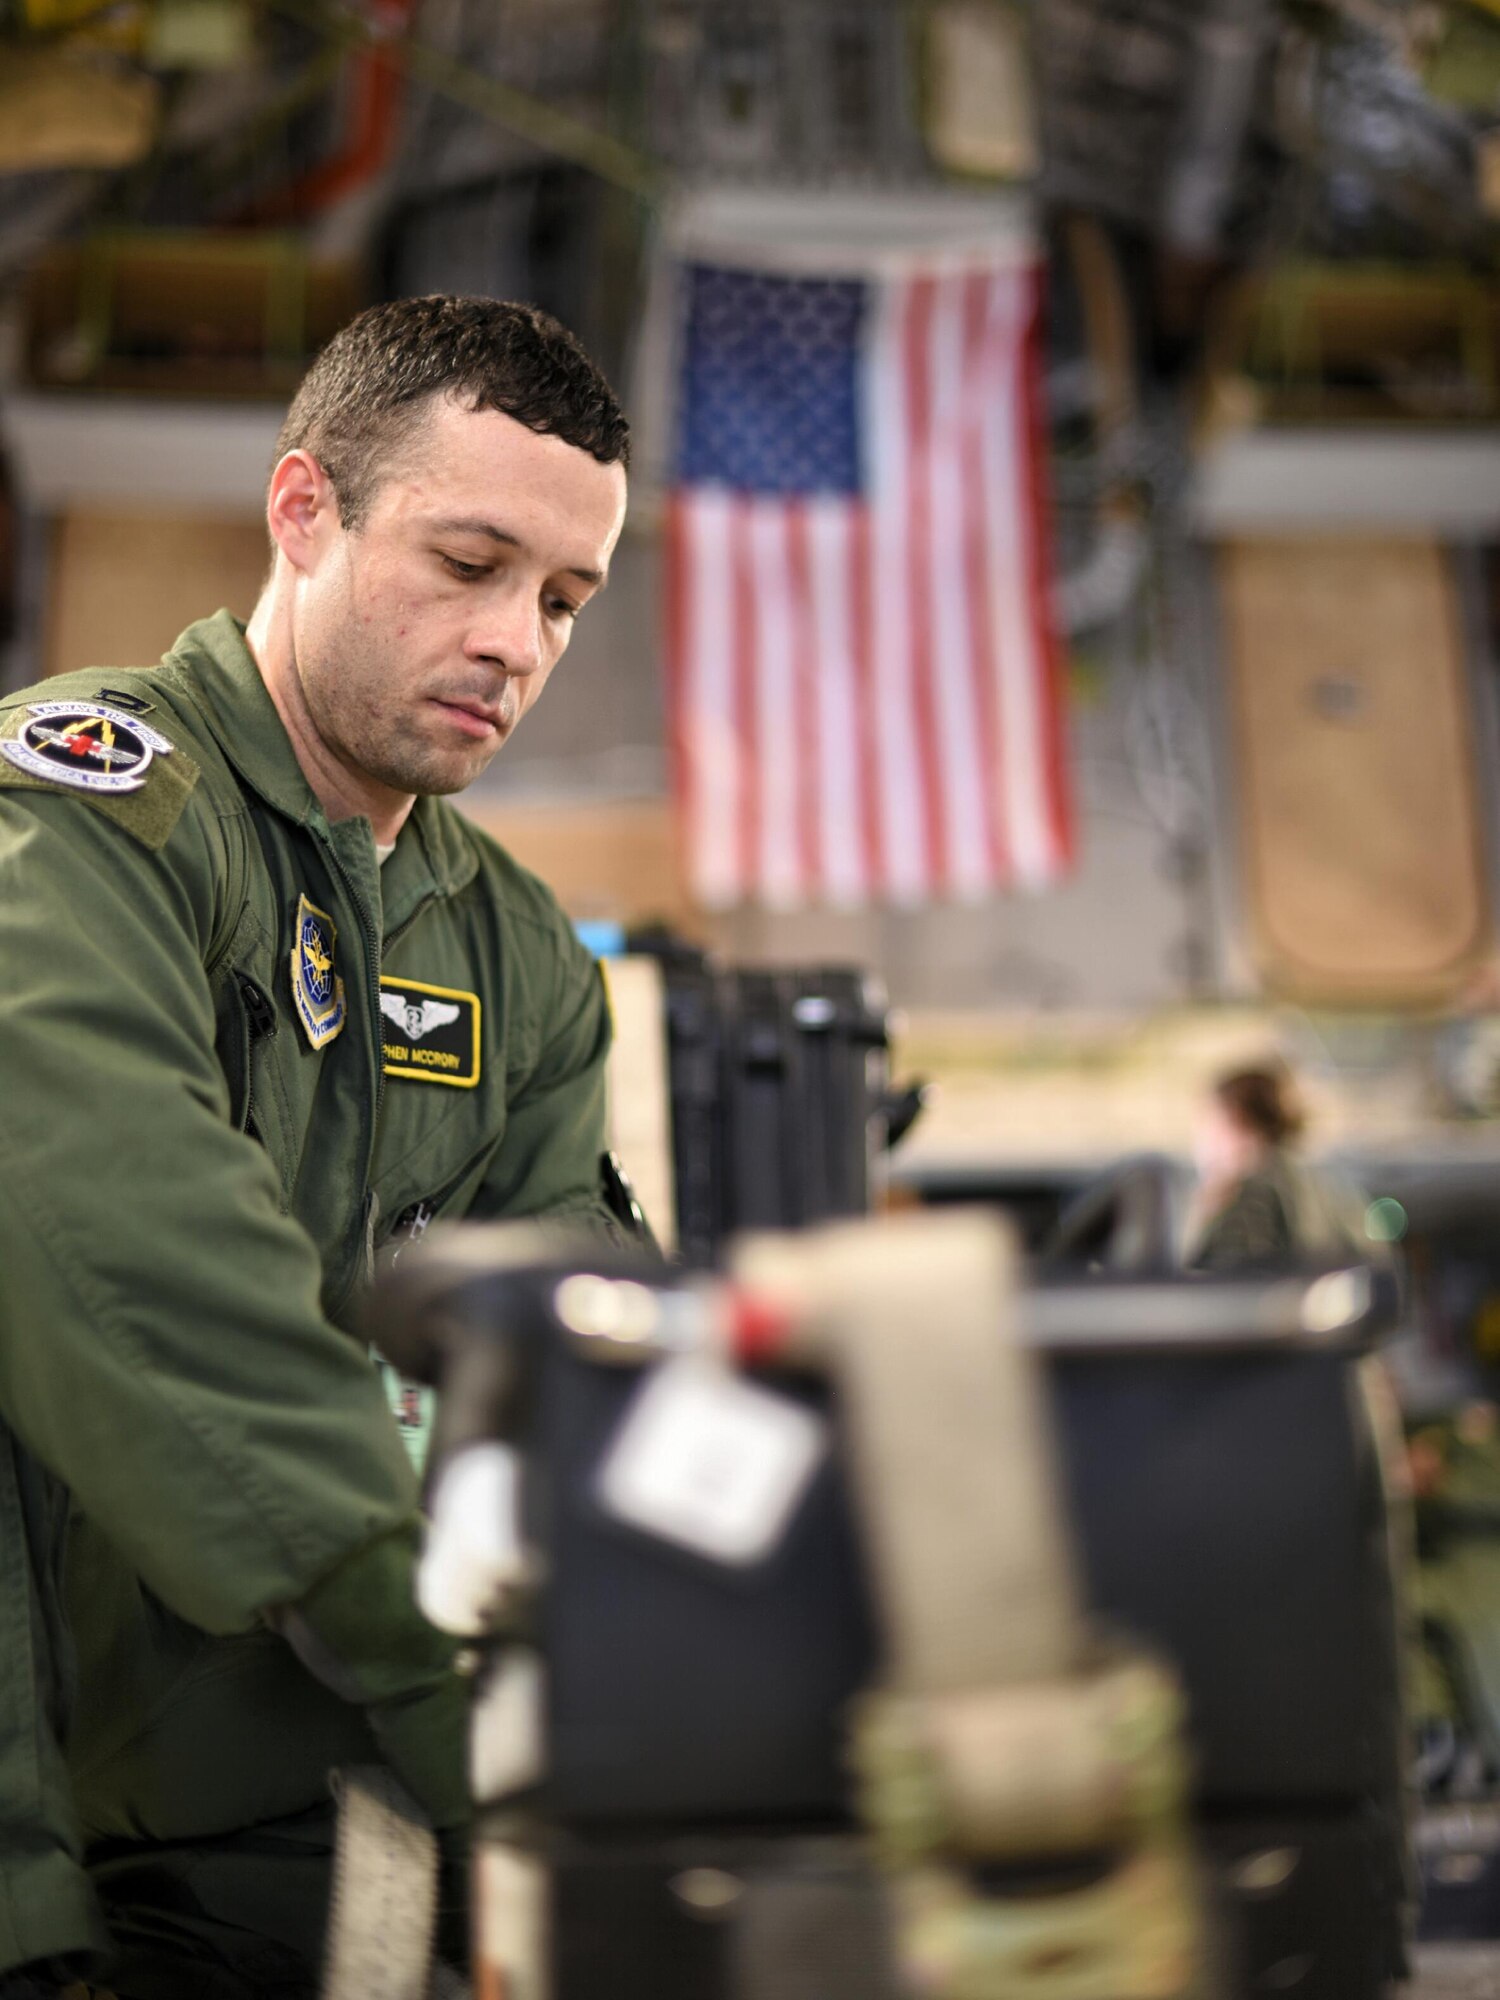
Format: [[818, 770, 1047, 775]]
[[291, 395, 627, 800]]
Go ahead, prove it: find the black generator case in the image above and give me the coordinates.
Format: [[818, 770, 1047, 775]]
[[514, 1272, 1408, 1999], [532, 1816, 1392, 2000], [543, 1830, 902, 2000], [660, 965, 891, 1264]]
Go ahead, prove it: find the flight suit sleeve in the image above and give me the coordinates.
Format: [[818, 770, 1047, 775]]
[[0, 787, 426, 1636], [466, 915, 623, 1241]]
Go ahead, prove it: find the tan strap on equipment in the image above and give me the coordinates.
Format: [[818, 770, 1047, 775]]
[[734, 1211, 1207, 2000], [731, 1210, 1082, 1694]]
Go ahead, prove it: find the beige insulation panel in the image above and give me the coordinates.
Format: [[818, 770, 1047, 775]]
[[599, 956, 677, 1252], [460, 796, 693, 935], [1221, 537, 1490, 1003], [45, 509, 268, 679]]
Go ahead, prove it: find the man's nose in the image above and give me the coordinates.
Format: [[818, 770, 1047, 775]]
[[468, 593, 543, 678]]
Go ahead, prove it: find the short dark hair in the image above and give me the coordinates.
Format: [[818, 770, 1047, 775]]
[[1215, 1064, 1306, 1147], [274, 295, 629, 530]]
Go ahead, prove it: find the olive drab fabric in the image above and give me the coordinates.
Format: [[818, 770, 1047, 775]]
[[1187, 1148, 1372, 1274], [0, 612, 618, 1976]]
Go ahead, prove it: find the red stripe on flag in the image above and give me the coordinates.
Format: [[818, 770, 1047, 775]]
[[848, 504, 883, 895], [729, 497, 760, 899], [784, 501, 821, 898], [902, 273, 946, 894], [1019, 267, 1075, 870], [961, 272, 1010, 887]]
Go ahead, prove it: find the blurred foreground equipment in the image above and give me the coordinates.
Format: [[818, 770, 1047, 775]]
[[370, 1211, 1408, 1998]]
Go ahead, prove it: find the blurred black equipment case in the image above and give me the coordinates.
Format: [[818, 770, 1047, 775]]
[[539, 1830, 901, 2000], [1416, 1802, 1500, 1943], [533, 1284, 1404, 1825], [519, 1816, 1397, 2000], [508, 1824, 1408, 2000], [373, 1253, 1410, 2000], [1205, 1809, 1408, 1999], [513, 1273, 1409, 1997], [660, 966, 890, 1264]]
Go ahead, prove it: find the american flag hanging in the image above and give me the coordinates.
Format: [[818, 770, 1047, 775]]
[[664, 254, 1072, 912], [663, 251, 1074, 910]]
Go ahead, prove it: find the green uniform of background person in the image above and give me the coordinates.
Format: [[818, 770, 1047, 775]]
[[1183, 1063, 1371, 1274], [0, 615, 622, 1996]]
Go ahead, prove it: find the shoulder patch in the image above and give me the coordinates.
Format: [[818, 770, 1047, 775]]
[[0, 698, 199, 850]]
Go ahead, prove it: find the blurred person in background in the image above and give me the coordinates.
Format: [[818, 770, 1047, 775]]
[[1185, 1063, 1370, 1273]]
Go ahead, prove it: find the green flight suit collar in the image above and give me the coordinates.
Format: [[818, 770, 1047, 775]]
[[173, 611, 480, 911]]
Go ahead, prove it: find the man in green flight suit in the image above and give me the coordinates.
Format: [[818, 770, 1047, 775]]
[[0, 296, 632, 1997]]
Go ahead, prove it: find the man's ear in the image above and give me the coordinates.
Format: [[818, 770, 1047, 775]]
[[266, 450, 340, 573]]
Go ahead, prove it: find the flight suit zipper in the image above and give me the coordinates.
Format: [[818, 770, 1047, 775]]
[[385, 1198, 436, 1265], [241, 974, 277, 1040], [315, 840, 389, 1320], [225, 970, 278, 1135], [323, 842, 451, 1317]]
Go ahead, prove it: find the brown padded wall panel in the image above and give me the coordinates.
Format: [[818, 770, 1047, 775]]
[[459, 795, 694, 932], [1222, 538, 1489, 1003], [45, 510, 268, 681]]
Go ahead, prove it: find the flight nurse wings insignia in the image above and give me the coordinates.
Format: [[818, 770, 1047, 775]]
[[380, 992, 461, 1041], [378, 976, 481, 1088]]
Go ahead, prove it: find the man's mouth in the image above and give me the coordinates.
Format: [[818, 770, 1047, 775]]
[[430, 694, 511, 741]]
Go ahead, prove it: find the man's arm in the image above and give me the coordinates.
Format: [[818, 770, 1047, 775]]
[[0, 790, 464, 1821]]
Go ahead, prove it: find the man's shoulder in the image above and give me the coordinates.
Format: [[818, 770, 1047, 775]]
[[0, 647, 233, 854]]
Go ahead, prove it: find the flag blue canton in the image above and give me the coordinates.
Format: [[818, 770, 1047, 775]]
[[675, 263, 867, 496]]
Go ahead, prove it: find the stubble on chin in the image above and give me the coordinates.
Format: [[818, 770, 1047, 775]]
[[355, 723, 504, 799]]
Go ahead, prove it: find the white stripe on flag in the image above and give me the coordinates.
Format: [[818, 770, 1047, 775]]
[[925, 267, 993, 901], [679, 490, 741, 906], [981, 268, 1056, 888], [804, 497, 867, 905], [746, 499, 801, 907], [863, 272, 930, 903]]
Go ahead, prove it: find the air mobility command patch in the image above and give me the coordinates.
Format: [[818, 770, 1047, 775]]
[[379, 975, 481, 1087], [0, 697, 197, 849], [291, 895, 347, 1050]]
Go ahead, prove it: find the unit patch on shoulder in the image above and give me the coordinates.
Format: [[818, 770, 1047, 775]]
[[291, 895, 347, 1050], [379, 976, 481, 1088], [1, 700, 173, 794], [0, 697, 198, 850]]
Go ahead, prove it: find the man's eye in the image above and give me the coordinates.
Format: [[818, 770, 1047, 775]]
[[546, 597, 581, 621], [440, 555, 487, 581]]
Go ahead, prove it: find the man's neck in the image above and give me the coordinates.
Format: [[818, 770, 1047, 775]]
[[244, 594, 415, 847]]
